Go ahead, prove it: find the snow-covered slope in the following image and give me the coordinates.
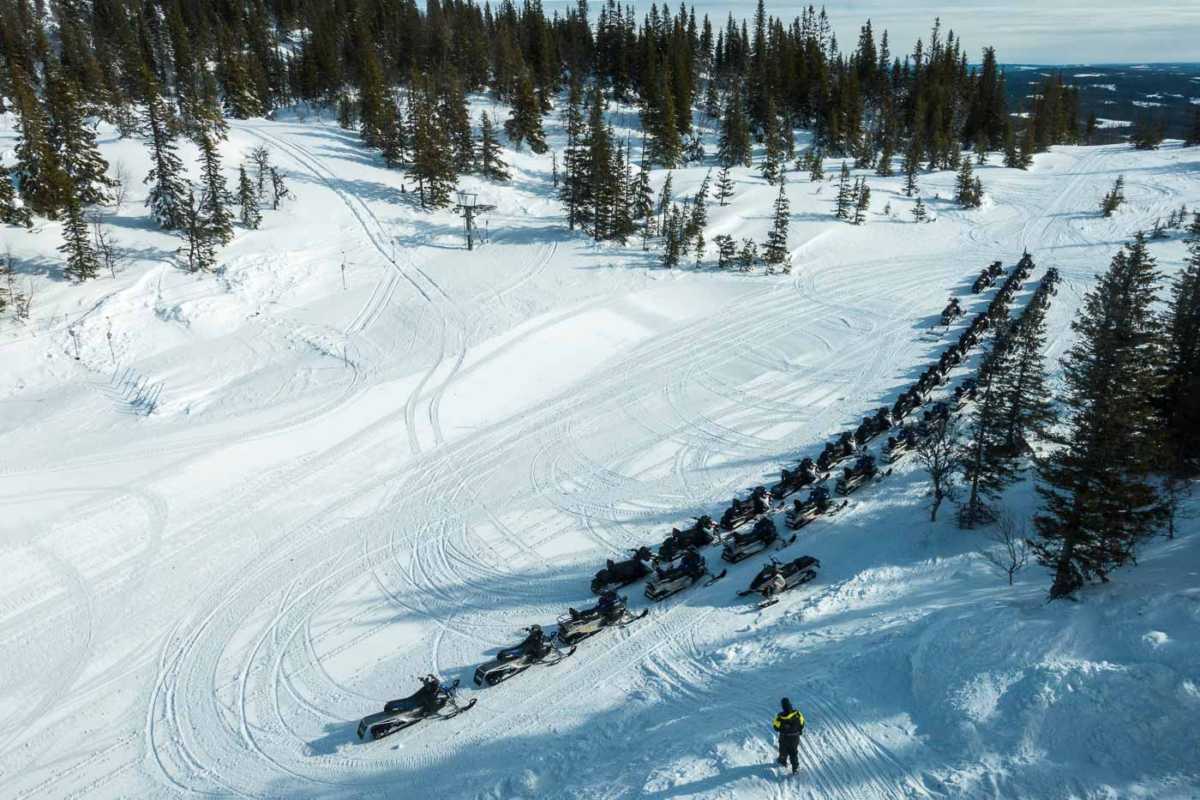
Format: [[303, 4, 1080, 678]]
[[1, 105, 1198, 799]]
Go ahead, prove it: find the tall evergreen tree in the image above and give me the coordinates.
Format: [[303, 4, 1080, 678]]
[[714, 163, 735, 206], [237, 165, 261, 229], [11, 66, 70, 217], [1033, 235, 1165, 599], [762, 180, 790, 267], [1159, 214, 1200, 472], [717, 83, 752, 168], [505, 70, 548, 153], [59, 197, 100, 281], [997, 305, 1056, 455], [902, 139, 920, 197], [198, 133, 234, 245], [633, 160, 655, 250], [477, 112, 510, 182], [559, 78, 586, 230], [142, 71, 188, 230], [834, 161, 852, 220], [46, 62, 114, 207], [408, 82, 457, 209], [959, 332, 1019, 528]]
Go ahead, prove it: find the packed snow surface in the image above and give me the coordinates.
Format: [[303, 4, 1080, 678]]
[[2, 106, 1199, 799]]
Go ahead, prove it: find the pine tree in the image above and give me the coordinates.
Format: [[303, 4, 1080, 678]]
[[1160, 214, 1200, 472], [808, 149, 825, 182], [717, 83, 752, 168], [763, 180, 790, 267], [1033, 234, 1165, 599], [956, 158, 982, 208], [736, 238, 758, 271], [974, 128, 989, 165], [46, 62, 115, 207], [181, 190, 217, 272], [505, 70, 548, 154], [714, 163, 735, 206], [633, 160, 655, 250], [11, 66, 70, 217], [409, 83, 456, 209], [1187, 109, 1200, 148], [237, 165, 261, 229], [269, 168, 290, 210], [1003, 120, 1022, 169], [834, 161, 852, 220], [688, 172, 711, 239], [714, 234, 737, 270], [760, 100, 784, 185], [0, 163, 33, 228], [441, 75, 475, 172], [661, 204, 683, 268], [477, 113, 510, 182], [996, 303, 1056, 454], [902, 139, 920, 197], [1101, 175, 1125, 217], [198, 133, 234, 245], [560, 78, 586, 230], [657, 172, 674, 237], [143, 72, 188, 230], [852, 178, 870, 225], [59, 197, 100, 281], [959, 332, 1019, 528], [912, 196, 928, 223], [875, 137, 894, 177]]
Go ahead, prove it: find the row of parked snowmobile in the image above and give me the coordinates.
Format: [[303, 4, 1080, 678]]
[[972, 260, 1005, 293], [356, 255, 1052, 742]]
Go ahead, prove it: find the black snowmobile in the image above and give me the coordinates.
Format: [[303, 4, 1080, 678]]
[[591, 546, 655, 594], [356, 675, 476, 740], [473, 625, 575, 687], [940, 297, 963, 326], [556, 592, 646, 645], [773, 457, 820, 498], [884, 427, 918, 463], [972, 269, 993, 294], [952, 378, 978, 409], [721, 517, 796, 563], [835, 454, 879, 495], [719, 487, 772, 532], [785, 486, 844, 530], [645, 548, 725, 601], [657, 516, 719, 563], [737, 556, 821, 606], [853, 407, 893, 446], [816, 433, 856, 472]]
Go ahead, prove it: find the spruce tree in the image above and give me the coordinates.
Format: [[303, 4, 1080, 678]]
[[1100, 175, 1125, 217], [1003, 120, 1022, 169], [834, 162, 852, 220], [661, 205, 682, 268], [12, 66, 70, 217], [441, 75, 475, 172], [633, 160, 655, 250], [760, 100, 784, 185], [560, 79, 586, 230], [714, 163, 735, 206], [912, 196, 929, 222], [875, 137, 894, 177], [477, 113, 510, 182], [409, 83, 456, 209], [808, 149, 825, 182], [59, 197, 100, 281], [736, 238, 758, 271], [997, 305, 1056, 455], [237, 165, 261, 229], [717, 83, 752, 168], [198, 133, 234, 245], [956, 158, 981, 208], [852, 178, 870, 225], [1033, 235, 1165, 598], [902, 139, 920, 197], [143, 72, 188, 230], [0, 164, 33, 228], [46, 62, 115, 207], [1187, 109, 1200, 148], [505, 70, 548, 153], [1160, 214, 1200, 472], [959, 332, 1019, 528], [181, 190, 217, 272], [763, 180, 790, 267], [714, 234, 737, 270]]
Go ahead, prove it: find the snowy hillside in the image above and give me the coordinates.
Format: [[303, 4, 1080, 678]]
[[2, 105, 1199, 799]]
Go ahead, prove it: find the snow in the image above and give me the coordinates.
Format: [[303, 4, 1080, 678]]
[[3, 102, 1200, 800], [1096, 118, 1133, 128], [1133, 100, 1165, 108]]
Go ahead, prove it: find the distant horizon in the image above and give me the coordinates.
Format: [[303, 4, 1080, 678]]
[[541, 1, 1200, 65]]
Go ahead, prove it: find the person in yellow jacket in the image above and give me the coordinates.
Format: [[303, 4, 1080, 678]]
[[772, 697, 805, 774]]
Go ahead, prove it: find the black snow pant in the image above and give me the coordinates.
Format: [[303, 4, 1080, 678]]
[[777, 735, 800, 773]]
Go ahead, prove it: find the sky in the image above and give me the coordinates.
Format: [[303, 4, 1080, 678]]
[[545, 1, 1200, 65]]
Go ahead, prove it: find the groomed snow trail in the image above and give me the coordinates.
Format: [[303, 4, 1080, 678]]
[[2, 108, 1199, 800]]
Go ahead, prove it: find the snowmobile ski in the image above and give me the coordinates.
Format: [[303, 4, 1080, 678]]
[[620, 609, 650, 627], [704, 569, 728, 586]]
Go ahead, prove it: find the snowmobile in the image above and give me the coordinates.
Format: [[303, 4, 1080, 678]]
[[816, 433, 856, 472], [356, 675, 476, 740], [556, 592, 647, 645], [853, 407, 893, 446], [657, 516, 719, 563], [719, 487, 772, 532], [922, 401, 950, 426], [835, 454, 880, 496], [591, 546, 655, 594], [737, 556, 821, 607], [785, 486, 846, 529], [987, 260, 1005, 278], [721, 516, 797, 563], [773, 457, 820, 498], [940, 297, 963, 326], [473, 625, 575, 687], [971, 269, 993, 294], [892, 389, 923, 422], [645, 549, 725, 601], [952, 378, 978, 409], [884, 427, 918, 463]]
